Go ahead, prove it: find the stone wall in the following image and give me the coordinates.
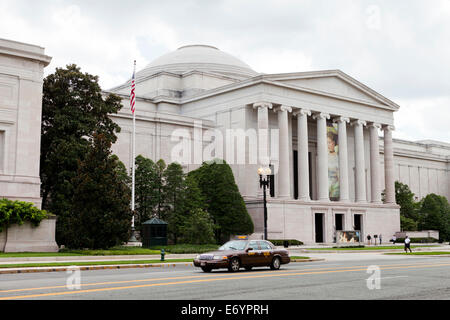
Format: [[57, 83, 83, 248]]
[[1, 217, 59, 252]]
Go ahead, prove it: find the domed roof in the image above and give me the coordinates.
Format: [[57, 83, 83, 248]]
[[136, 45, 258, 79]]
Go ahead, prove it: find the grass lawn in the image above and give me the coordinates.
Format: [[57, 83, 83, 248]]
[[385, 251, 450, 256], [306, 245, 439, 251], [0, 244, 220, 258], [290, 256, 310, 260]]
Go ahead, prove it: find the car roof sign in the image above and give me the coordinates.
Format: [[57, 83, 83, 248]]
[[233, 235, 248, 240]]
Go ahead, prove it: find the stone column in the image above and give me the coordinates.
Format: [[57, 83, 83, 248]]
[[383, 125, 395, 204], [275, 105, 292, 199], [313, 112, 330, 201], [334, 117, 350, 202], [369, 123, 382, 203], [352, 119, 367, 203], [254, 102, 273, 168], [294, 109, 311, 201]]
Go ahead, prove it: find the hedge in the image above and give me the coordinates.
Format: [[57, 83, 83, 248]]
[[393, 237, 439, 244], [268, 239, 304, 246], [0, 198, 50, 232]]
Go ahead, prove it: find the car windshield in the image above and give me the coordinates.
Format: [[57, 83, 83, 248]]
[[219, 240, 247, 251]]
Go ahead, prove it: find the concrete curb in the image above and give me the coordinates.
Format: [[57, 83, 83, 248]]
[[0, 262, 194, 274], [0, 258, 322, 274]]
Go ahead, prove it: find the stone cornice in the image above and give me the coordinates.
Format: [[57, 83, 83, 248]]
[[0, 38, 52, 67]]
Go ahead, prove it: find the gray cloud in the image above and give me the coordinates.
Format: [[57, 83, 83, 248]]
[[1, 0, 449, 142]]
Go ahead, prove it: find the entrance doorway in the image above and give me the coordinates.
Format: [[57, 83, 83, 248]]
[[354, 214, 363, 233], [315, 213, 324, 243], [335, 214, 344, 231]]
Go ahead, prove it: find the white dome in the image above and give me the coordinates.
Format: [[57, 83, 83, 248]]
[[136, 45, 258, 79]]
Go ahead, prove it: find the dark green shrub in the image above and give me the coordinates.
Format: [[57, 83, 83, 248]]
[[395, 237, 438, 243], [268, 239, 304, 246]]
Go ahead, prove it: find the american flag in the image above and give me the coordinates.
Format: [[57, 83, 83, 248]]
[[130, 62, 136, 114]]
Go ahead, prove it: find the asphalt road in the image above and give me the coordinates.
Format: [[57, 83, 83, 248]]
[[1, 256, 450, 300]]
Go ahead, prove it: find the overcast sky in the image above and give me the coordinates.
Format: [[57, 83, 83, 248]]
[[1, 0, 449, 143]]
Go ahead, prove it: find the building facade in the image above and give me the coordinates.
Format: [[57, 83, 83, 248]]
[[0, 38, 58, 252], [1, 41, 448, 245], [107, 44, 450, 244]]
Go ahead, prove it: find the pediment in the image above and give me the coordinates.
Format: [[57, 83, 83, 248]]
[[267, 71, 399, 110]]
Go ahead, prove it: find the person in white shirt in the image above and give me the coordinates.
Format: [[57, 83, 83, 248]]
[[404, 236, 412, 253]]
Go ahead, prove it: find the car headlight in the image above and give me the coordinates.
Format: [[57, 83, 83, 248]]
[[213, 255, 227, 260]]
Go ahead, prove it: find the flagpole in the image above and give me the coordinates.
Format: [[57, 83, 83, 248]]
[[129, 60, 138, 244], [132, 61, 136, 214]]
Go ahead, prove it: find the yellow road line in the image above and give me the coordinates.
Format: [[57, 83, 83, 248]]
[[2, 262, 450, 300]]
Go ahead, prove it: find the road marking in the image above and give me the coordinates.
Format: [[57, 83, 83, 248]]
[[0, 261, 444, 294], [1, 262, 450, 300]]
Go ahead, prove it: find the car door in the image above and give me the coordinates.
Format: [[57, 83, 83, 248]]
[[257, 241, 274, 266], [241, 240, 261, 266]]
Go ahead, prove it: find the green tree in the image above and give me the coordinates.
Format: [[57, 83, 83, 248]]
[[59, 133, 132, 249], [154, 159, 167, 219], [182, 208, 216, 245], [40, 64, 122, 244], [162, 162, 186, 243], [134, 155, 159, 229], [188, 159, 254, 243], [418, 194, 450, 242], [395, 182, 419, 221]]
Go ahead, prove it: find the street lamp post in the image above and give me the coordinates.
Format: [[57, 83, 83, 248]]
[[258, 167, 272, 240]]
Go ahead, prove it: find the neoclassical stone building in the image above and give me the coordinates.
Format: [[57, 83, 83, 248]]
[[106, 44, 449, 244], [0, 38, 58, 252], [1, 41, 449, 245]]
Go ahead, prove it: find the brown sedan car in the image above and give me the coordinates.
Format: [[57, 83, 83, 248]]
[[193, 239, 290, 272]]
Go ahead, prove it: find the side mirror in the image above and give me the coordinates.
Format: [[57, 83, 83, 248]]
[[246, 247, 253, 252]]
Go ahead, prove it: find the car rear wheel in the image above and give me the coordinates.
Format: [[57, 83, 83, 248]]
[[270, 256, 281, 270], [201, 266, 212, 272], [228, 257, 240, 272]]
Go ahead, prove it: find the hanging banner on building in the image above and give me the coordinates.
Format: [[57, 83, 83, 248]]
[[327, 123, 339, 200]]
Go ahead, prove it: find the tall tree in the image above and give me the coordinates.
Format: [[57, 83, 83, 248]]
[[394, 181, 420, 231], [162, 162, 185, 243], [134, 155, 159, 229], [154, 159, 166, 219], [40, 64, 122, 234], [188, 159, 254, 243], [59, 133, 132, 249], [418, 194, 450, 242]]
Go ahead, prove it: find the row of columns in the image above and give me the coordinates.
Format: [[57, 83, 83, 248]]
[[254, 102, 396, 204]]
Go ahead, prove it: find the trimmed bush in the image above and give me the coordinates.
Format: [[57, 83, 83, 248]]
[[268, 239, 304, 246], [0, 199, 50, 232], [394, 237, 438, 244]]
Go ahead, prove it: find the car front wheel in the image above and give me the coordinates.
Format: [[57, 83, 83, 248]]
[[229, 257, 240, 272], [270, 257, 281, 270], [201, 266, 212, 272]]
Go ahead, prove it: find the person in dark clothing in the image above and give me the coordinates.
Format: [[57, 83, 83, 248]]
[[404, 236, 412, 253]]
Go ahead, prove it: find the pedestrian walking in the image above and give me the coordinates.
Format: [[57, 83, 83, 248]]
[[404, 236, 412, 253], [379, 234, 382, 245], [391, 235, 397, 244], [367, 234, 371, 245]]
